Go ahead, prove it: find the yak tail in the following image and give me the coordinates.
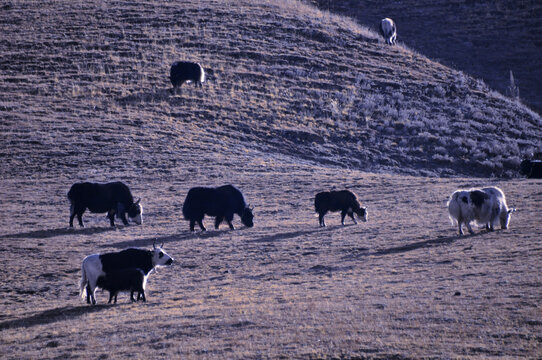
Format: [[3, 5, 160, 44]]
[[79, 264, 88, 300]]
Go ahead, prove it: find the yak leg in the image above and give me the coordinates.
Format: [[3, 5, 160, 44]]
[[349, 211, 358, 225], [340, 211, 347, 226], [117, 203, 129, 225], [71, 205, 86, 227], [318, 212, 326, 227], [130, 290, 136, 302], [74, 205, 86, 227], [86, 283, 92, 304], [189, 220, 196, 232], [458, 222, 464, 235], [215, 216, 223, 229], [69, 204, 76, 227], [107, 210, 116, 227], [86, 282, 97, 305], [139, 290, 146, 302], [225, 213, 235, 230], [77, 211, 85, 227], [108, 292, 114, 304], [197, 218, 206, 231], [465, 222, 474, 235]]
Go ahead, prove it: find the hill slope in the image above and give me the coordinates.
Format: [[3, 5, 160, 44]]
[[1, 0, 541, 180], [1, 1, 542, 359], [309, 0, 542, 114]]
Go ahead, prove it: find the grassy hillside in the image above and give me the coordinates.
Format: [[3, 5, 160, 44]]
[[1, 0, 541, 180], [309, 0, 542, 113], [1, 1, 541, 359]]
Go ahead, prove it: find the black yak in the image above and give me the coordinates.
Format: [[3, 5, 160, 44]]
[[379, 18, 397, 45], [519, 159, 542, 178], [68, 181, 142, 227], [314, 190, 368, 227], [170, 61, 205, 89], [96, 268, 146, 304], [182, 184, 254, 232]]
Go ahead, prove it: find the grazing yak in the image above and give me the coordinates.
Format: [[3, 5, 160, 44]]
[[519, 159, 542, 178], [447, 186, 515, 235], [379, 18, 397, 45], [68, 181, 142, 227], [170, 61, 205, 89], [80, 245, 173, 305], [96, 268, 147, 304], [314, 190, 368, 227], [182, 184, 254, 232]]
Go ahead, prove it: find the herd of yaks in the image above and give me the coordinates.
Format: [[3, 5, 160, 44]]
[[73, 179, 515, 305], [74, 16, 542, 305]]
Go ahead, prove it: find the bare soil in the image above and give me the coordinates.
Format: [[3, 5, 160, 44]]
[[0, 0, 541, 359]]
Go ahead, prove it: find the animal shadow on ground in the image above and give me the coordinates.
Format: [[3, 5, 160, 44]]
[[247, 225, 340, 244], [0, 305, 109, 330], [373, 231, 487, 256], [102, 228, 238, 249], [117, 88, 172, 105], [0, 227, 116, 240], [342, 231, 486, 260]]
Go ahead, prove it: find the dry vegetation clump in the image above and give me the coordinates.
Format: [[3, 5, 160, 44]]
[[0, 0, 542, 359]]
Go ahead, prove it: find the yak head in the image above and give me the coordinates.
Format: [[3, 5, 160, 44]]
[[127, 199, 143, 225], [241, 206, 254, 228], [355, 206, 368, 222], [501, 208, 516, 229], [152, 242, 174, 267]]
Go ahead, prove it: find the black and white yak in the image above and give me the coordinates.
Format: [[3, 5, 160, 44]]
[[96, 268, 147, 304], [379, 18, 397, 45], [80, 245, 173, 305], [68, 181, 142, 227], [170, 61, 205, 89], [447, 186, 515, 235], [314, 190, 368, 227], [182, 184, 254, 232]]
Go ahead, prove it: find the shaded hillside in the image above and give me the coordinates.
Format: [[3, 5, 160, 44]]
[[309, 0, 542, 113], [0, 0, 541, 180]]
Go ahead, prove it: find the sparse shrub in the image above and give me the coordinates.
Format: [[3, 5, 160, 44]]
[[432, 153, 453, 163], [507, 70, 520, 100]]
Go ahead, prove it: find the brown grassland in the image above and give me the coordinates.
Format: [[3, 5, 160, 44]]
[[1, 0, 541, 359], [308, 0, 542, 113]]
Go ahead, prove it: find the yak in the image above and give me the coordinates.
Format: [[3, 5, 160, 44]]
[[170, 61, 205, 89], [519, 159, 542, 178], [314, 190, 368, 227], [447, 186, 515, 235], [379, 18, 397, 45], [96, 268, 147, 304], [80, 245, 173, 305], [68, 181, 142, 227], [182, 184, 254, 232]]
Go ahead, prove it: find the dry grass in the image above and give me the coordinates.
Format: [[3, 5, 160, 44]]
[[308, 0, 542, 114], [1, 169, 541, 359], [0, 0, 541, 358]]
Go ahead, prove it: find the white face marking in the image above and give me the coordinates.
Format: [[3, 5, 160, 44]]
[[132, 213, 142, 225], [152, 247, 174, 267], [130, 204, 143, 225]]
